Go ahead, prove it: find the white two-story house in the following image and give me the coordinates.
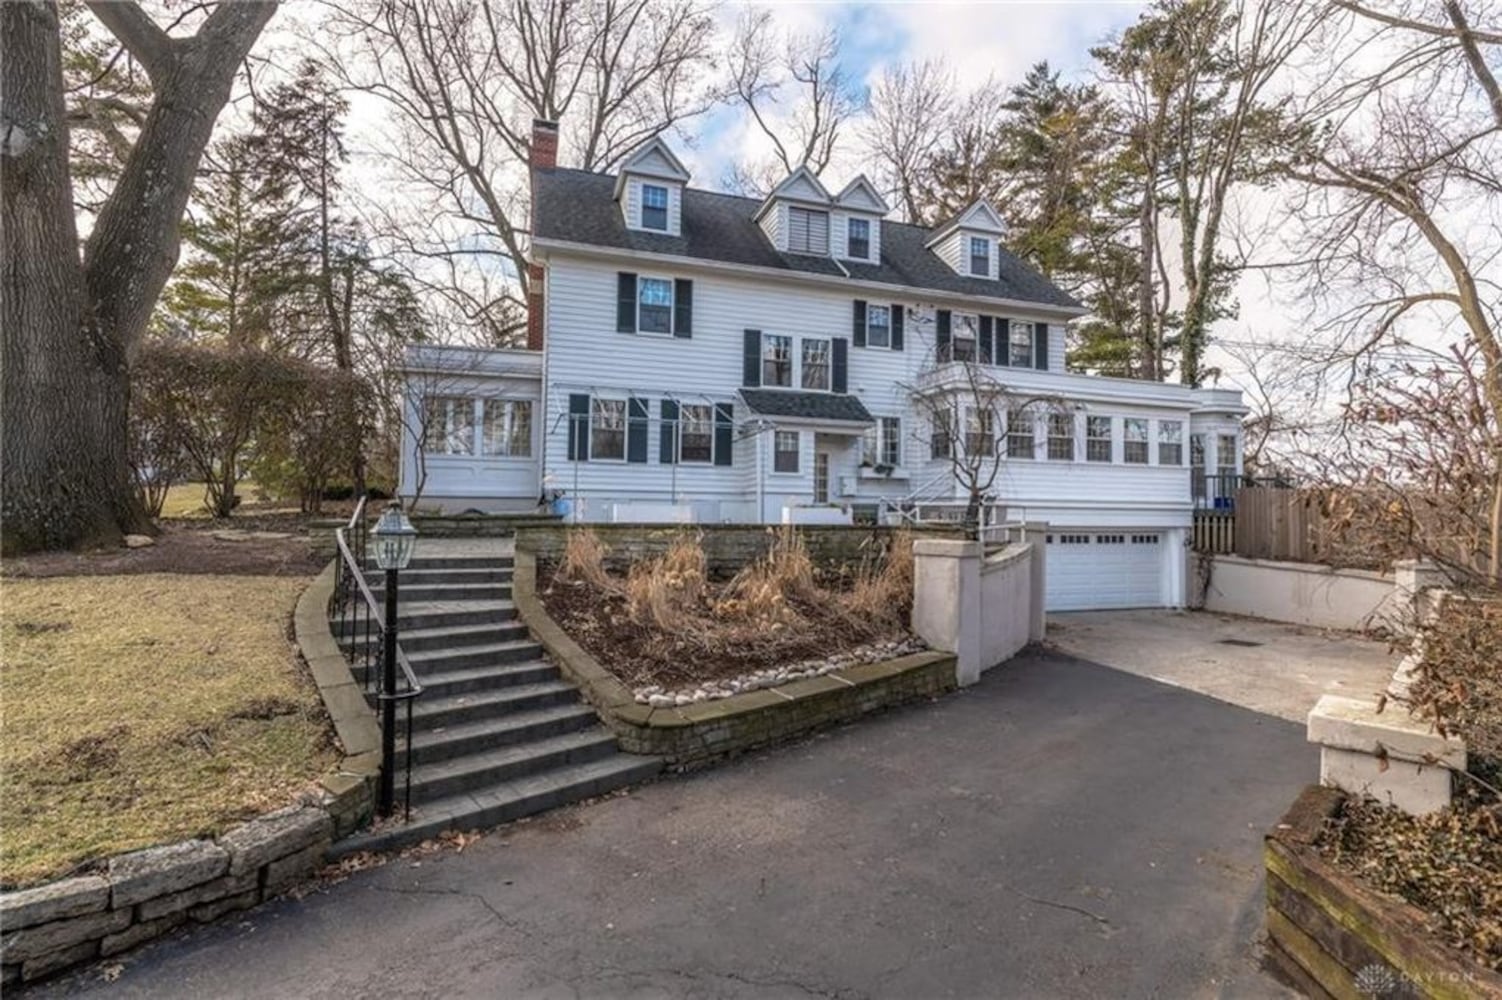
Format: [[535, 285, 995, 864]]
[[399, 121, 1248, 611]]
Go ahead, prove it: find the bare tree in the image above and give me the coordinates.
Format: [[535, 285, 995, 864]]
[[860, 60, 954, 224], [1273, 0, 1502, 585], [2, 0, 278, 554], [318, 0, 719, 328], [725, 8, 860, 195]]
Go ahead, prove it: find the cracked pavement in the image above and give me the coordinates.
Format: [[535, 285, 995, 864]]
[[32, 650, 1305, 999]]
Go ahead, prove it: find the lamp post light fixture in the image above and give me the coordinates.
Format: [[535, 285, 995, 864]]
[[371, 502, 417, 817]]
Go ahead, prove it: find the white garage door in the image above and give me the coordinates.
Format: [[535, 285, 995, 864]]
[[1046, 531, 1165, 611]]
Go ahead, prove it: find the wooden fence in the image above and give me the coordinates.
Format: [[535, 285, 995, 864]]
[[1233, 487, 1324, 562]]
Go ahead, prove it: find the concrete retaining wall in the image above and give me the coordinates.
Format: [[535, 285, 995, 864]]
[[1196, 554, 1400, 632], [1264, 786, 1502, 999], [0, 565, 376, 985], [911, 535, 1044, 686], [514, 523, 961, 575], [512, 551, 957, 766]]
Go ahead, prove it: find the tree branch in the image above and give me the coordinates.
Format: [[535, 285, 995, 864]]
[[1333, 0, 1502, 44], [85, 1, 173, 85]]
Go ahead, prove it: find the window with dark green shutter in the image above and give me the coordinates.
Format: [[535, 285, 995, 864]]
[[979, 316, 993, 365], [626, 398, 649, 463], [832, 338, 848, 394], [1033, 323, 1049, 370], [673, 279, 693, 337], [936, 310, 951, 362], [660, 399, 679, 464], [567, 394, 590, 460], [714, 404, 734, 466], [616, 273, 637, 332], [852, 300, 867, 348], [890, 304, 904, 351], [743, 330, 761, 386], [994, 318, 1010, 366]]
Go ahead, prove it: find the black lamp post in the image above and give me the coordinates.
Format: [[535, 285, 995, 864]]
[[371, 502, 418, 818]]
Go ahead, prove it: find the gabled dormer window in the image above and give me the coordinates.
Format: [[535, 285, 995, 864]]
[[787, 206, 830, 254], [641, 183, 668, 231], [847, 218, 870, 260], [969, 236, 990, 277]]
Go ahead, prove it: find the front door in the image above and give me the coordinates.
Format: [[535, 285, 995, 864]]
[[813, 452, 830, 504]]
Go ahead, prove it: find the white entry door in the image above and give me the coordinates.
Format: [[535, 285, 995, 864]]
[[1046, 531, 1165, 611]]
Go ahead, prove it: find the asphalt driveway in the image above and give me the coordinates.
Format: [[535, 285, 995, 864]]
[[33, 650, 1307, 999], [1048, 609, 1399, 724]]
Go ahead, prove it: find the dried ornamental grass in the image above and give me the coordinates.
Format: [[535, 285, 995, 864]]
[[624, 534, 707, 631], [845, 529, 915, 626], [555, 527, 613, 591]]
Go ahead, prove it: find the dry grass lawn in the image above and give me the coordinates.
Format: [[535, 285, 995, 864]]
[[1, 573, 336, 888]]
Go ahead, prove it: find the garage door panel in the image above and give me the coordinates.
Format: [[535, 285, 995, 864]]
[[1046, 531, 1163, 611]]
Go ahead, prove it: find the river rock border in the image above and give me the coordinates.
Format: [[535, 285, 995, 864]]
[[0, 564, 376, 985], [512, 550, 958, 767], [1264, 785, 1502, 999]]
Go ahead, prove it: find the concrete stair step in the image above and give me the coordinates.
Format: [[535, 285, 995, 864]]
[[387, 567, 514, 585], [375, 554, 515, 572], [380, 681, 578, 729], [396, 601, 516, 631], [405, 638, 542, 672], [327, 754, 662, 859], [401, 703, 600, 765], [406, 729, 621, 805], [358, 661, 560, 701], [372, 582, 513, 603], [338, 620, 530, 654]]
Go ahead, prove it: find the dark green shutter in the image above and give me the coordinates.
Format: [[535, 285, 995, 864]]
[[567, 394, 590, 460], [979, 316, 993, 365], [852, 300, 867, 348], [659, 399, 678, 464], [995, 318, 1011, 367], [616, 273, 636, 333], [627, 397, 648, 463], [713, 404, 733, 466], [673, 279, 692, 338], [890, 304, 904, 351], [936, 309, 951, 362], [1034, 322, 1049, 370], [832, 338, 848, 394], [743, 329, 761, 387]]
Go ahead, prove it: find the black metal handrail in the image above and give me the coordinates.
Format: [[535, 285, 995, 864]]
[[330, 495, 424, 821]]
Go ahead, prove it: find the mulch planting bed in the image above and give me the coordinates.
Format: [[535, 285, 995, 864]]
[[2, 522, 325, 578], [537, 564, 914, 689]]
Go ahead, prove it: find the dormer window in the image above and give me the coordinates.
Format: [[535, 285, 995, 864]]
[[787, 206, 830, 255], [848, 218, 870, 260], [969, 236, 990, 277], [641, 183, 668, 231]]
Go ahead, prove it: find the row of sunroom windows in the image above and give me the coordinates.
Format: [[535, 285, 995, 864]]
[[932, 410, 1236, 469]]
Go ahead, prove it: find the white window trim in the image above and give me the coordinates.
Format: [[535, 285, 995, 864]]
[[847, 217, 872, 260], [589, 394, 630, 463], [801, 337, 832, 391], [1122, 417, 1151, 465], [636, 274, 675, 336], [677, 402, 715, 464], [1046, 412, 1076, 462], [761, 333, 840, 393], [963, 405, 997, 459], [480, 398, 534, 459], [786, 205, 831, 255], [422, 395, 478, 457], [1085, 416, 1114, 463], [862, 416, 902, 469], [640, 182, 670, 232], [969, 236, 991, 277], [771, 429, 801, 475], [952, 312, 979, 363], [1157, 420, 1184, 466], [1009, 321, 1034, 368], [865, 304, 891, 348]]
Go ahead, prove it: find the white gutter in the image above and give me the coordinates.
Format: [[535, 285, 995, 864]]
[[532, 237, 1089, 320]]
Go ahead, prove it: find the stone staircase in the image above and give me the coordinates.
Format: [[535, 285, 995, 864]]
[[328, 543, 660, 857]]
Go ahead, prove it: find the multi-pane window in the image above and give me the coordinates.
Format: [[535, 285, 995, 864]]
[[969, 236, 990, 276], [1006, 408, 1035, 460], [481, 399, 532, 457], [1218, 433, 1239, 479], [1191, 433, 1207, 500], [1009, 322, 1033, 367], [862, 417, 902, 468], [952, 314, 978, 362], [762, 334, 793, 387], [866, 304, 891, 348], [641, 183, 668, 231], [774, 430, 800, 473], [1046, 413, 1074, 461], [848, 218, 870, 259], [422, 396, 475, 455], [966, 407, 996, 457], [787, 207, 830, 254], [679, 404, 713, 463], [590, 398, 626, 460], [1086, 416, 1113, 462], [638, 277, 673, 333], [802, 338, 831, 390], [931, 413, 953, 459], [1158, 420, 1183, 466], [1123, 418, 1149, 464]]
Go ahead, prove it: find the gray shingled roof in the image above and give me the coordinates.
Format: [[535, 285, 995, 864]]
[[739, 388, 874, 424], [533, 168, 1081, 310]]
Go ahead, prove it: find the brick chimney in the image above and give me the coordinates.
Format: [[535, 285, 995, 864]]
[[526, 119, 558, 351]]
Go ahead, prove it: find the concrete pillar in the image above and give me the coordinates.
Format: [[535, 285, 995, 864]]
[[1022, 522, 1047, 642], [912, 539, 983, 686], [1393, 559, 1447, 627]]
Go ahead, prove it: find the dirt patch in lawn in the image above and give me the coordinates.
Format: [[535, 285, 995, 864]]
[[535, 528, 918, 689], [2, 523, 324, 579], [0, 573, 337, 888]]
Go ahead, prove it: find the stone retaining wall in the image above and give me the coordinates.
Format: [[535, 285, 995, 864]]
[[0, 565, 375, 985], [514, 522, 961, 575], [512, 551, 957, 767], [1264, 785, 1502, 999]]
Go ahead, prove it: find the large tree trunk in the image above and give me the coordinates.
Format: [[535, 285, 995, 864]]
[[1, 0, 275, 555]]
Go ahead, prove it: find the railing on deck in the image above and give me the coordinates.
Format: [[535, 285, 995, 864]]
[[330, 496, 424, 821], [1193, 509, 1236, 554]]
